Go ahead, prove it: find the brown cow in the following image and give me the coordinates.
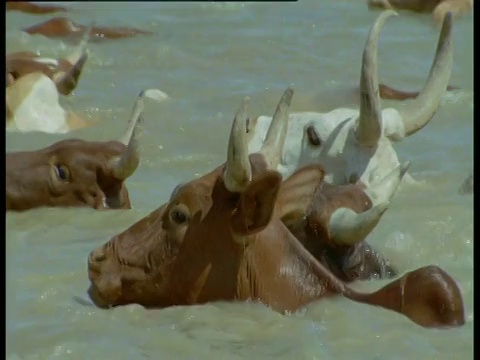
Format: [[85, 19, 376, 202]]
[[23, 17, 154, 43], [7, 27, 90, 95], [367, 0, 473, 25], [6, 89, 165, 211], [6, 1, 67, 14], [87, 89, 464, 329]]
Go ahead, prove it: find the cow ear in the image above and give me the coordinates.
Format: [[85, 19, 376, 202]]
[[231, 170, 282, 236], [276, 165, 325, 225]]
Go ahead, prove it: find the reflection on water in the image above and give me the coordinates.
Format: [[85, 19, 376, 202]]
[[6, 1, 473, 359]]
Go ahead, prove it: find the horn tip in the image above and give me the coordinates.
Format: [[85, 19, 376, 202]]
[[443, 11, 453, 27], [140, 88, 170, 103]]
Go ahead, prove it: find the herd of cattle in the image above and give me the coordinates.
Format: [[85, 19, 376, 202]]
[[6, 1, 473, 333]]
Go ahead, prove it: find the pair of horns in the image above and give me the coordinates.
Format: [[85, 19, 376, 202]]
[[355, 10, 453, 146], [223, 87, 293, 192]]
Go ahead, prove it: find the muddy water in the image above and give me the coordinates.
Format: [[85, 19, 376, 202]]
[[6, 1, 473, 359]]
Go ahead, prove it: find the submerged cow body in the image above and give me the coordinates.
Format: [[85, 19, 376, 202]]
[[367, 0, 473, 25], [7, 28, 90, 95], [6, 1, 67, 14], [23, 17, 154, 42], [87, 87, 464, 329], [6, 89, 165, 211], [247, 11, 453, 187]]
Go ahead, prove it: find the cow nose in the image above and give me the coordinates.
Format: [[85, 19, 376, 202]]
[[90, 248, 106, 263]]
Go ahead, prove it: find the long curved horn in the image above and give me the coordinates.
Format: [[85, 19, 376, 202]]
[[224, 97, 252, 193], [398, 12, 453, 137], [364, 161, 410, 205], [329, 202, 390, 246], [53, 52, 89, 95], [259, 87, 293, 169], [110, 88, 167, 180], [355, 10, 398, 147], [328, 161, 409, 246], [53, 24, 92, 95]]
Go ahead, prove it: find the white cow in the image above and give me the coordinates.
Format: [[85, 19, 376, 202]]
[[247, 10, 453, 187], [6, 72, 89, 133]]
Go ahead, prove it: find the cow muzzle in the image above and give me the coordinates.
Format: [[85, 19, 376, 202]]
[[87, 246, 123, 307]]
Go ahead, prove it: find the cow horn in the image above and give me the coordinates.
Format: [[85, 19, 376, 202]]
[[355, 10, 398, 147], [259, 87, 293, 169], [224, 97, 252, 193], [52, 24, 92, 95], [328, 161, 409, 246], [110, 89, 166, 180], [398, 12, 453, 137], [329, 202, 390, 246], [65, 22, 92, 65], [364, 161, 410, 205]]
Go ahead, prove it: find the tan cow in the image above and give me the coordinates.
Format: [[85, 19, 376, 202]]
[[87, 90, 464, 329], [23, 17, 154, 43], [7, 27, 90, 96], [6, 89, 166, 211], [6, 1, 67, 15], [367, 0, 473, 25]]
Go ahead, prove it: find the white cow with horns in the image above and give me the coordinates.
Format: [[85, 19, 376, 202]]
[[247, 10, 453, 187]]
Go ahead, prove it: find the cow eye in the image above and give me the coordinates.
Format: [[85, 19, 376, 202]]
[[170, 209, 188, 224], [55, 164, 70, 181]]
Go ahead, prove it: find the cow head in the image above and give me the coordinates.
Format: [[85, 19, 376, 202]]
[[86, 88, 403, 311], [6, 89, 165, 211], [246, 11, 453, 187], [6, 25, 90, 95]]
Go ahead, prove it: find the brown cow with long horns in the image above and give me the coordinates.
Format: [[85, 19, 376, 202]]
[[6, 89, 165, 211], [87, 88, 464, 329]]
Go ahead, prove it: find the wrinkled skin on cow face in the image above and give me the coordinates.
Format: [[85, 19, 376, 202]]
[[6, 140, 132, 211]]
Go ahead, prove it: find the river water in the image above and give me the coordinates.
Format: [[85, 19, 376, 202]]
[[6, 1, 473, 359]]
